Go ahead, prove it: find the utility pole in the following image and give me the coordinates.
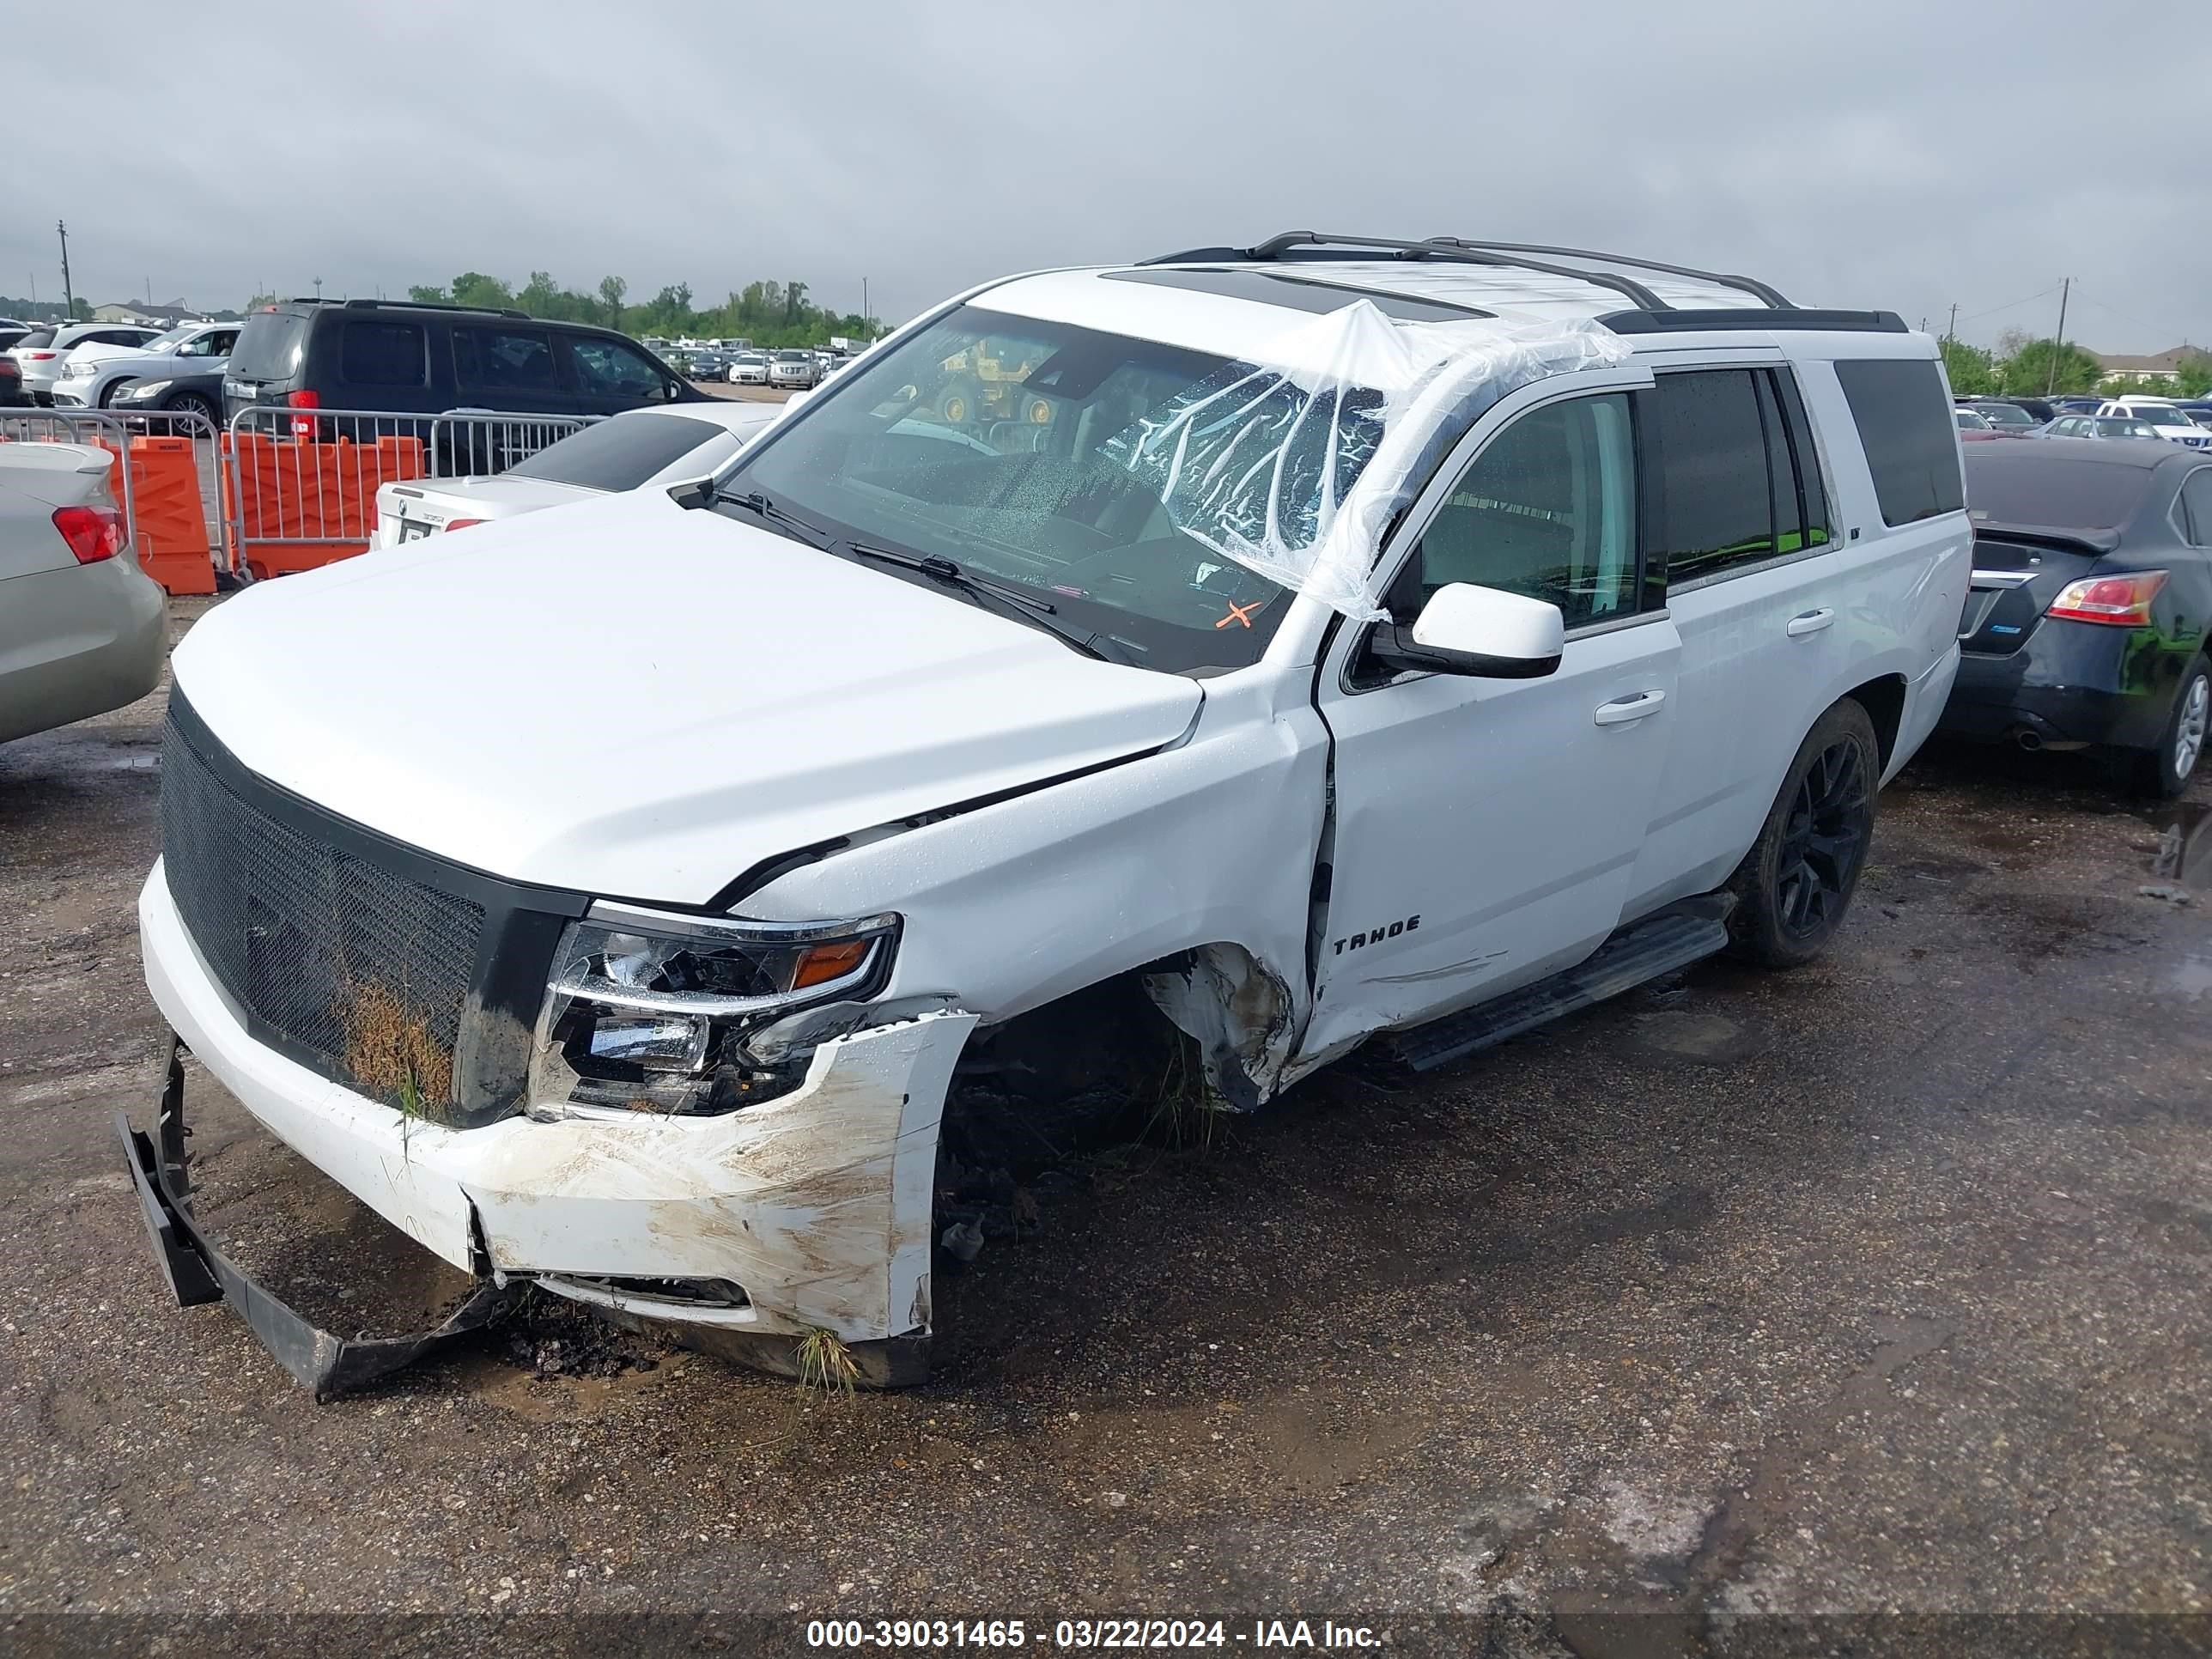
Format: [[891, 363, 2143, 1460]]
[[861, 276, 869, 337], [1946, 302, 1958, 341], [57, 221, 73, 319], [2046, 276, 2070, 395], [313, 276, 323, 301]]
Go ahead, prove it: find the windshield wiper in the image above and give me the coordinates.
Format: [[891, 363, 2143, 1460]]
[[844, 544, 1135, 665], [847, 544, 1054, 612], [716, 489, 832, 548]]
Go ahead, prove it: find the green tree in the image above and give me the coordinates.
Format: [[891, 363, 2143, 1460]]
[[2176, 353, 2212, 398], [1939, 337, 1997, 396], [407, 283, 448, 303], [598, 275, 627, 330], [447, 271, 516, 310], [1997, 337, 2102, 396]]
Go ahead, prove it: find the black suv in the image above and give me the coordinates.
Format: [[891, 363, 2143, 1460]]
[[222, 298, 705, 427]]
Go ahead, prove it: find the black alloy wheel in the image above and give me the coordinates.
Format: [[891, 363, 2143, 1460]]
[[1776, 735, 1871, 939]]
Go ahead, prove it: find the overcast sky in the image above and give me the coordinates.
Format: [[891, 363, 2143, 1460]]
[[14, 1, 2208, 355]]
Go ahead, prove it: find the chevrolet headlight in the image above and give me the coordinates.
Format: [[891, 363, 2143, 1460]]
[[129, 380, 173, 398], [528, 901, 897, 1118]]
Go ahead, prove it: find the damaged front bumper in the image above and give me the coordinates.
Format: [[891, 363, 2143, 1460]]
[[125, 870, 976, 1395]]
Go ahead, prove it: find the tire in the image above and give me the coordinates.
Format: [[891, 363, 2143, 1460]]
[[169, 392, 216, 426], [98, 380, 125, 409], [2129, 660, 2209, 800], [938, 377, 984, 426], [1725, 699, 1881, 969]]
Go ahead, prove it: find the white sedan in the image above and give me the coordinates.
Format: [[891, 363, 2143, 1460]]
[[372, 399, 783, 548]]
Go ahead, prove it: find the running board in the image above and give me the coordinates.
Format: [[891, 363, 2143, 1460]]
[[1387, 908, 1730, 1073]]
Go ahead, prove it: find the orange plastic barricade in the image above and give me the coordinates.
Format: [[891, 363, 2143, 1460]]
[[123, 436, 216, 596], [227, 434, 426, 579]]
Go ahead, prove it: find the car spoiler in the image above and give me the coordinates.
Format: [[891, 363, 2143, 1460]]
[[1967, 520, 2123, 557]]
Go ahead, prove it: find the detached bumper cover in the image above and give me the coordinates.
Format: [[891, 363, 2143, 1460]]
[[137, 863, 976, 1364], [118, 1036, 512, 1401]]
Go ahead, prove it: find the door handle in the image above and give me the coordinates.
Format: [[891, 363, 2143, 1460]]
[[1593, 690, 1667, 726], [1786, 607, 1837, 638]]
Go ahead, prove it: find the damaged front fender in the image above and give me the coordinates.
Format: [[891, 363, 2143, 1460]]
[[1141, 943, 1299, 1111]]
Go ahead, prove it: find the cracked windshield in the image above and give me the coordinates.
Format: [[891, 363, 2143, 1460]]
[[723, 306, 1364, 672]]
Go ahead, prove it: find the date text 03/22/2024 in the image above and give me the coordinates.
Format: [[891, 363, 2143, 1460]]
[[803, 1619, 1383, 1650]]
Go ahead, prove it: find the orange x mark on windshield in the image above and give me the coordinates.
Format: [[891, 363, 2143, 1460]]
[[1214, 598, 1262, 630]]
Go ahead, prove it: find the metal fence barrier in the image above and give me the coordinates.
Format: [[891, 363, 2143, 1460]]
[[224, 405, 591, 580]]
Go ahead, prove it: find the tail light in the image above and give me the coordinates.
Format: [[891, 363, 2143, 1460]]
[[2046, 570, 2168, 626], [52, 504, 125, 564], [285, 387, 320, 439], [25, 351, 57, 361], [442, 518, 483, 532]]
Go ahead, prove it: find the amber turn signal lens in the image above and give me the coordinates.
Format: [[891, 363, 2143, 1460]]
[[790, 939, 872, 989]]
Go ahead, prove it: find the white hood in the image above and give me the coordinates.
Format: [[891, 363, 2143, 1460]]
[[173, 491, 1200, 903]]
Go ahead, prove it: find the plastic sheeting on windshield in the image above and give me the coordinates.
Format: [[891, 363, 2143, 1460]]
[[1105, 301, 1631, 620]]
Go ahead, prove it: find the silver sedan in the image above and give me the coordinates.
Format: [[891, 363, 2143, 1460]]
[[0, 444, 167, 744]]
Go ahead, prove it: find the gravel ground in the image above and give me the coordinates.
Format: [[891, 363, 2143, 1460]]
[[2, 599, 2208, 1656]]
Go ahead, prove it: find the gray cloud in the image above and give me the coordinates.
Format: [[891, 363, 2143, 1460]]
[[11, 0, 2208, 353]]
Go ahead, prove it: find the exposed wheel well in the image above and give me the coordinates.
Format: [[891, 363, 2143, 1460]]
[[1843, 673, 1908, 771]]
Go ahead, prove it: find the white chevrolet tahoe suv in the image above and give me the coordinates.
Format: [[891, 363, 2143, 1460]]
[[122, 234, 1970, 1394]]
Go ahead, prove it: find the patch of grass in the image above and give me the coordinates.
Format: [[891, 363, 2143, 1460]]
[[795, 1327, 862, 1399], [1142, 1029, 1228, 1152], [343, 981, 453, 1117]]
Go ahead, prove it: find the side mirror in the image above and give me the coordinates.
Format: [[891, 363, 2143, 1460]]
[[1369, 582, 1564, 679]]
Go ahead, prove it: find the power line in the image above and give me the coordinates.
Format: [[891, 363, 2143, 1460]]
[[1952, 283, 2063, 328], [2067, 284, 2194, 350]]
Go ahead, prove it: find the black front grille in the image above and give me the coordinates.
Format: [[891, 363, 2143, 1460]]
[[161, 708, 487, 1117]]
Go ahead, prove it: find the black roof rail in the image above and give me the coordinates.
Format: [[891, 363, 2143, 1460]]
[[331, 295, 533, 319], [1422, 238, 1790, 309], [1598, 307, 1907, 335], [1139, 231, 1669, 312]]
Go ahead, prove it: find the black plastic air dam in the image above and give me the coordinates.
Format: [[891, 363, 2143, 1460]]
[[118, 1034, 512, 1401]]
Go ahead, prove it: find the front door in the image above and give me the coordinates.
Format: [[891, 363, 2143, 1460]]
[[1303, 382, 1680, 1060]]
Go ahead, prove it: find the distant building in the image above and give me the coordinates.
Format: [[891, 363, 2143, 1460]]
[[2093, 345, 2204, 385], [92, 299, 209, 327]]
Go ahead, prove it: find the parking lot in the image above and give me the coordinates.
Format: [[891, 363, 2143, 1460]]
[[1, 600, 2206, 1649]]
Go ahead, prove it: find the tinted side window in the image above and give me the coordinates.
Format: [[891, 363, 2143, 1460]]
[[1772, 368, 1832, 552], [1650, 368, 1774, 584], [2183, 470, 2212, 547], [571, 337, 671, 400], [339, 320, 428, 387], [1410, 392, 1639, 629], [453, 326, 558, 393], [1834, 358, 1966, 526]]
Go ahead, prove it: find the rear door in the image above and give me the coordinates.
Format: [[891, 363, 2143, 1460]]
[[1626, 363, 1854, 908], [451, 323, 566, 419], [223, 307, 313, 419]]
